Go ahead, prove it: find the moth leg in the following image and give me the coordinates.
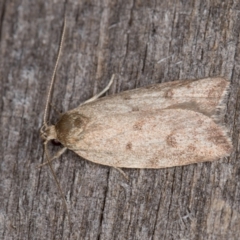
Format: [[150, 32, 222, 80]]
[[113, 167, 129, 180], [82, 74, 115, 105], [37, 147, 67, 168]]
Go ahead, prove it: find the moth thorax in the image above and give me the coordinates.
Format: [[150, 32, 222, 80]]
[[55, 112, 88, 146]]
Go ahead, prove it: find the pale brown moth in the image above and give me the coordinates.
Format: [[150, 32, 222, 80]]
[[40, 19, 232, 226], [42, 77, 232, 168]]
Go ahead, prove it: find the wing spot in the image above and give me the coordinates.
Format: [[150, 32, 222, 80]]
[[132, 106, 139, 111], [187, 144, 196, 152], [122, 95, 132, 100], [166, 134, 177, 147], [126, 142, 132, 150], [133, 120, 145, 130], [165, 89, 174, 97]]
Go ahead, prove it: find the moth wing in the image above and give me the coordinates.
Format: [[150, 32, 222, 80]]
[[72, 109, 232, 168], [77, 77, 229, 120]]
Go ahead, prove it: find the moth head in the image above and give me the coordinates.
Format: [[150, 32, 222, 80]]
[[40, 124, 57, 142]]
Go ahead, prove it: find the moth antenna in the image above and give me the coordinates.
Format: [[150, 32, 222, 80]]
[[43, 17, 66, 126], [42, 17, 71, 230], [44, 141, 72, 230]]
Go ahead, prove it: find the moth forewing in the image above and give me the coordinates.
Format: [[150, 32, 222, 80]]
[[74, 77, 229, 121], [47, 77, 232, 169]]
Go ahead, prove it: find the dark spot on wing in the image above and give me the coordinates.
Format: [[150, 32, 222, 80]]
[[126, 142, 132, 150], [132, 106, 139, 111], [166, 134, 177, 147], [133, 120, 145, 130]]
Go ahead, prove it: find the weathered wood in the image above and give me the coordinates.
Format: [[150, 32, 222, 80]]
[[1, 0, 240, 239]]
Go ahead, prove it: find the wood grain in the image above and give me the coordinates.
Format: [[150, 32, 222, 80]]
[[1, 1, 240, 239]]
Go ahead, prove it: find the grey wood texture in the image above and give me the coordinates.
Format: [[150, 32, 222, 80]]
[[1, 0, 240, 239]]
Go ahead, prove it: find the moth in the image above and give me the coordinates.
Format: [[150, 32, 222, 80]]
[[41, 77, 232, 169]]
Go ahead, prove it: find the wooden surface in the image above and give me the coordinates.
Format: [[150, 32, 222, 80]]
[[1, 1, 240, 239]]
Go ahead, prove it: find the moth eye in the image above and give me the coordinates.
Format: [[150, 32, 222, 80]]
[[51, 139, 62, 146]]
